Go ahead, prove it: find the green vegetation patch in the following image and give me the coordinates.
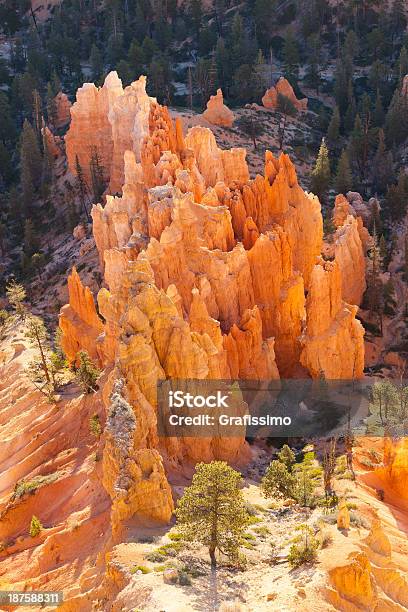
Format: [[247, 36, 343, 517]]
[[13, 471, 61, 501]]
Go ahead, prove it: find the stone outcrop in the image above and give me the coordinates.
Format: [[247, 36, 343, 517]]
[[337, 498, 350, 529], [262, 77, 307, 112], [65, 71, 124, 188], [59, 267, 104, 365], [202, 88, 234, 127], [300, 259, 365, 379], [365, 518, 391, 557], [333, 194, 354, 228], [334, 215, 366, 306], [329, 553, 375, 609], [65, 72, 156, 192], [102, 379, 173, 538], [53, 91, 71, 129]]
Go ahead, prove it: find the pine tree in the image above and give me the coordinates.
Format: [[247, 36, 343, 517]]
[[6, 279, 26, 318], [283, 31, 299, 84], [29, 515, 42, 537], [23, 218, 40, 256], [175, 461, 249, 567], [311, 139, 331, 203], [335, 149, 353, 195], [32, 89, 43, 141], [366, 226, 384, 334], [89, 146, 106, 203], [46, 82, 57, 125], [20, 120, 42, 200], [90, 44, 104, 82], [327, 106, 340, 145], [75, 155, 91, 221], [75, 350, 101, 393], [189, 0, 203, 36], [373, 89, 385, 127], [398, 46, 408, 84], [128, 39, 144, 77], [385, 89, 408, 147], [25, 315, 62, 398], [372, 129, 393, 194]]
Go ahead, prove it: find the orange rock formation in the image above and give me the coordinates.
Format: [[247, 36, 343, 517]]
[[60, 71, 367, 517], [202, 88, 234, 127], [262, 77, 308, 112], [53, 91, 71, 129]]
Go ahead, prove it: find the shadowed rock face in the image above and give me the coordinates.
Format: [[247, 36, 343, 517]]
[[60, 70, 366, 500]]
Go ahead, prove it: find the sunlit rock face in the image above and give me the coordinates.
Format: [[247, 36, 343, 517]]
[[59, 267, 104, 365], [60, 71, 367, 491], [202, 88, 234, 127], [262, 77, 308, 112]]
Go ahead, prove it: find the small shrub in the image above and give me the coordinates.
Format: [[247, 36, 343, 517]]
[[130, 565, 151, 574], [245, 502, 258, 516], [89, 414, 102, 437], [75, 351, 100, 393], [178, 570, 192, 586], [146, 550, 166, 562], [253, 526, 270, 538], [317, 529, 333, 549], [247, 515, 261, 525], [349, 512, 370, 529], [269, 542, 279, 563], [287, 525, 318, 568], [29, 515, 42, 537]]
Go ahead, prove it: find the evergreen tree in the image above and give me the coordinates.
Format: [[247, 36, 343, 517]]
[[335, 149, 353, 195], [385, 170, 408, 220], [283, 31, 300, 84], [90, 44, 104, 82], [305, 33, 321, 94], [398, 46, 408, 84], [29, 515, 42, 537], [311, 138, 331, 203], [373, 89, 385, 127], [32, 89, 43, 141], [385, 88, 408, 147], [327, 106, 340, 145], [230, 13, 245, 70], [372, 129, 393, 193], [254, 0, 275, 49], [89, 146, 106, 203], [25, 315, 63, 399], [189, 0, 203, 37], [366, 226, 384, 334], [75, 350, 101, 393], [46, 82, 57, 126], [6, 279, 26, 318], [23, 218, 40, 256], [75, 155, 91, 221], [20, 119, 42, 196], [128, 39, 144, 77], [175, 461, 249, 568]]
